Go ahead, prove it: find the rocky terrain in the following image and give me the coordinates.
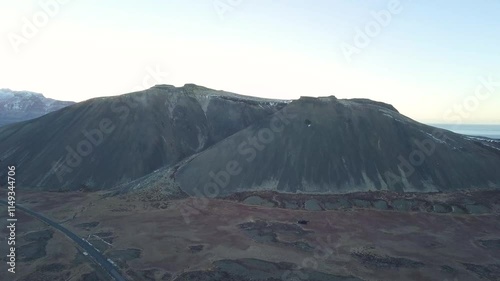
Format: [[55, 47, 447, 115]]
[[0, 84, 286, 190], [174, 95, 500, 195], [0, 88, 74, 127], [1, 84, 499, 195], [1, 190, 499, 281], [1, 84, 500, 280]]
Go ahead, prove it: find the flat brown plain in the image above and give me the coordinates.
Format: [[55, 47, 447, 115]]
[[1, 190, 499, 281]]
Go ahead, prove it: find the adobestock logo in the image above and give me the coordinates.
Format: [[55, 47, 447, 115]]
[[50, 65, 170, 185], [8, 0, 72, 54], [51, 119, 116, 183], [180, 108, 297, 224], [443, 75, 499, 124], [382, 74, 499, 188], [213, 0, 243, 20], [341, 0, 404, 63], [129, 65, 170, 93], [282, 219, 340, 281]]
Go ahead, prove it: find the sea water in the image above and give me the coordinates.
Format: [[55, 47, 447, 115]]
[[431, 124, 500, 139]]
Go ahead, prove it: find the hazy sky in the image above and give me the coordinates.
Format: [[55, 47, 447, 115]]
[[1, 0, 499, 124]]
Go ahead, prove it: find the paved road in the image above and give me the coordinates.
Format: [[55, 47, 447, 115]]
[[0, 200, 126, 281]]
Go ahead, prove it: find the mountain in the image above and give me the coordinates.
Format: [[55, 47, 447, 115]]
[[1, 84, 499, 194], [0, 88, 75, 127], [165, 96, 500, 196], [0, 84, 286, 190]]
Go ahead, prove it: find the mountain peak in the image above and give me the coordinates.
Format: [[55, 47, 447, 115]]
[[0, 88, 75, 127], [0, 88, 45, 99], [0, 85, 499, 194], [151, 83, 207, 90], [348, 98, 399, 113]]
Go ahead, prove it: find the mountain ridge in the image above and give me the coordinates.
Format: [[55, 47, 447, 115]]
[[173, 95, 500, 196], [0, 88, 75, 127], [1, 84, 499, 196], [0, 85, 285, 190]]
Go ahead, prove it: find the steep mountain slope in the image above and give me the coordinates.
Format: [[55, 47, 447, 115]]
[[173, 96, 500, 196], [2, 85, 499, 194], [0, 84, 287, 190], [0, 88, 74, 127]]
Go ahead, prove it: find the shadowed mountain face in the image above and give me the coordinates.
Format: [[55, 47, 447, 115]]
[[0, 85, 286, 190], [1, 84, 499, 194], [174, 96, 500, 196], [0, 89, 74, 127]]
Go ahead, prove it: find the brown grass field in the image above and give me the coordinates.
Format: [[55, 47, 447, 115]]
[[1, 190, 499, 281]]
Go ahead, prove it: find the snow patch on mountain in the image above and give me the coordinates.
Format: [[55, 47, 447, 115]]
[[0, 88, 75, 127]]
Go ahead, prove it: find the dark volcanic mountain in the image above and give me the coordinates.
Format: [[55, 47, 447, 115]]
[[0, 84, 286, 190], [0, 88, 74, 127], [172, 96, 500, 196], [1, 84, 499, 194]]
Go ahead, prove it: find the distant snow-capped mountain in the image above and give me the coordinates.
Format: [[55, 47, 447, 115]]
[[0, 88, 75, 127]]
